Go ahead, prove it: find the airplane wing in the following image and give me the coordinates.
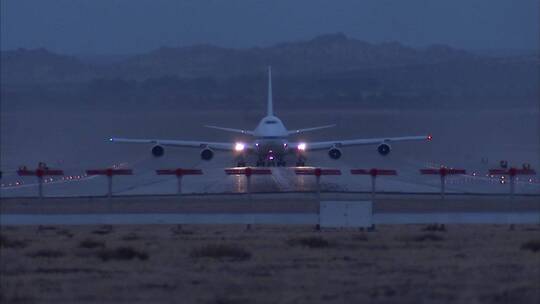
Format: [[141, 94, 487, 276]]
[[293, 135, 432, 151], [204, 125, 254, 135], [287, 124, 336, 135], [109, 137, 241, 151]]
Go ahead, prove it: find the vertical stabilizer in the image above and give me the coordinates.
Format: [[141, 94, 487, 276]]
[[267, 66, 273, 116]]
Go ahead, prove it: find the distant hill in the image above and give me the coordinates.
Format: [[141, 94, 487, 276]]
[[0, 33, 500, 82], [0, 48, 92, 84], [108, 33, 481, 79], [1, 33, 538, 109]]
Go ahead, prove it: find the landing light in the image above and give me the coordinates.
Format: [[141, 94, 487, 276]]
[[235, 142, 245, 152], [298, 143, 307, 151], [427, 134, 433, 141]]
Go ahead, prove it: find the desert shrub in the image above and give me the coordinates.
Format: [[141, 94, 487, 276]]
[[190, 244, 251, 261], [0, 234, 27, 249], [79, 239, 105, 249], [170, 225, 194, 235], [422, 224, 446, 232], [28, 249, 65, 258], [56, 229, 74, 238], [35, 268, 107, 274], [352, 234, 369, 241], [121, 233, 140, 241], [521, 240, 540, 252], [211, 296, 250, 304], [412, 234, 445, 242], [92, 225, 113, 235], [37, 225, 57, 232], [97, 247, 148, 261], [287, 236, 332, 248]]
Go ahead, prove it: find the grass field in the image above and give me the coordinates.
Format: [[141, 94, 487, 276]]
[[1, 224, 539, 303]]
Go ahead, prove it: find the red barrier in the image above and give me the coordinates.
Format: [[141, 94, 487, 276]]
[[294, 168, 341, 199], [17, 166, 65, 198], [156, 169, 203, 176], [294, 168, 341, 176], [489, 168, 537, 197], [351, 169, 397, 176], [351, 168, 397, 198], [420, 168, 466, 176], [156, 168, 203, 195], [86, 168, 133, 197], [489, 168, 536, 176], [225, 168, 272, 176], [420, 167, 466, 199], [86, 169, 133, 176]]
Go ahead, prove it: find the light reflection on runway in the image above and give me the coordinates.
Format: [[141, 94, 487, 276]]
[[1, 153, 539, 198]]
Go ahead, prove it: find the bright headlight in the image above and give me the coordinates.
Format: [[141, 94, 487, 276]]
[[235, 142, 245, 151]]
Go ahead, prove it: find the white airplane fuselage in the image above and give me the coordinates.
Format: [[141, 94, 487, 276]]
[[251, 115, 290, 162]]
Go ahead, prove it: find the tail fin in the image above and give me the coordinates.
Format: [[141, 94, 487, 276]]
[[267, 66, 273, 116]]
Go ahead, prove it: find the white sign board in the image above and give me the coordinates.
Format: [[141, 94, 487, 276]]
[[320, 201, 373, 228]]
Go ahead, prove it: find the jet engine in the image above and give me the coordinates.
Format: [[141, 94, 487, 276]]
[[377, 143, 391, 156], [200, 148, 214, 160], [151, 145, 165, 157], [328, 147, 342, 159]]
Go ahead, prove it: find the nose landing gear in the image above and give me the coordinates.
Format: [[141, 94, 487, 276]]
[[296, 155, 306, 167]]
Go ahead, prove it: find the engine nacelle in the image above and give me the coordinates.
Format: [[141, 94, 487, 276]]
[[328, 148, 342, 160], [377, 143, 391, 156], [200, 148, 214, 161], [151, 145, 165, 157]]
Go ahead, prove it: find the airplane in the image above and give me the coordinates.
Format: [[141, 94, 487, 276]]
[[110, 67, 432, 167]]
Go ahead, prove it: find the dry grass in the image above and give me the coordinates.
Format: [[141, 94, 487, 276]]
[[27, 249, 65, 258], [1, 224, 539, 304], [79, 239, 105, 249], [286, 236, 333, 248], [422, 224, 447, 232], [412, 233, 445, 242], [0, 234, 27, 249], [97, 247, 149, 261], [521, 240, 540, 252], [121, 233, 141, 241], [92, 225, 113, 235], [190, 244, 251, 261]]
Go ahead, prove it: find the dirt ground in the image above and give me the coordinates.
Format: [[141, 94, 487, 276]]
[[1, 224, 539, 304]]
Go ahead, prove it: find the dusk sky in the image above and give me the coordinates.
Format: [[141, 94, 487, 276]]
[[1, 0, 538, 54]]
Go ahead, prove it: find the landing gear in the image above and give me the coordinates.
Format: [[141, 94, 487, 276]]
[[296, 155, 306, 167], [237, 161, 247, 167]]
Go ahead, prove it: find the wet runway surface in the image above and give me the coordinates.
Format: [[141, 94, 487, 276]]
[[1, 152, 539, 198]]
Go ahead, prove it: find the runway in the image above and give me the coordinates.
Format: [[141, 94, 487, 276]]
[[2, 212, 539, 226], [1, 152, 539, 198], [2, 194, 539, 226]]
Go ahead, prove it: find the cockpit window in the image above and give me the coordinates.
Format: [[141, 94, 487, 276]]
[[265, 120, 277, 124]]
